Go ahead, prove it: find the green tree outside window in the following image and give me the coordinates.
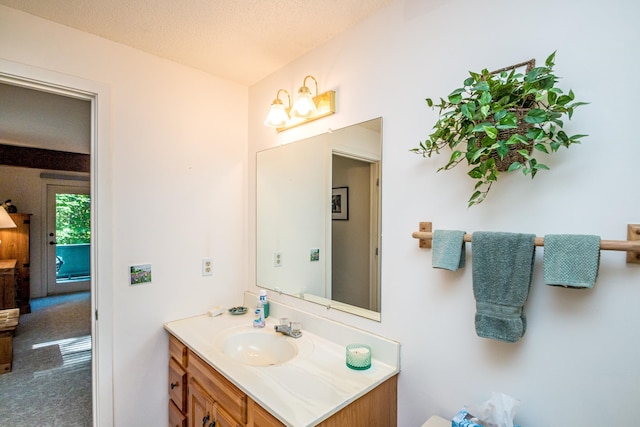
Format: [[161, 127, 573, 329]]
[[56, 194, 91, 244]]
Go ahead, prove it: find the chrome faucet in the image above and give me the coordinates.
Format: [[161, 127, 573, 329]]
[[274, 318, 302, 338]]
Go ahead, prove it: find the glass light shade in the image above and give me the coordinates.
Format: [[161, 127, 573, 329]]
[[290, 89, 318, 119], [264, 102, 290, 128], [0, 208, 16, 229]]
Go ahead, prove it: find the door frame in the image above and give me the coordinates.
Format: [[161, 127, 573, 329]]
[[0, 59, 113, 426]]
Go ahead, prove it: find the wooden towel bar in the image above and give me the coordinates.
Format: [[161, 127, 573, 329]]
[[412, 222, 640, 264]]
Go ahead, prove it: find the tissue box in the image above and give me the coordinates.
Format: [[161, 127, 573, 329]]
[[452, 409, 482, 427], [452, 409, 522, 427]]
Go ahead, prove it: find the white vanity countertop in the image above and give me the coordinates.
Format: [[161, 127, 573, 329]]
[[164, 306, 400, 427]]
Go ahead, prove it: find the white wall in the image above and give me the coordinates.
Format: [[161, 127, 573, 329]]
[[249, 0, 640, 426], [0, 6, 248, 427]]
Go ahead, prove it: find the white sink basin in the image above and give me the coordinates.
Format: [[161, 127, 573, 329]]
[[219, 329, 298, 366]]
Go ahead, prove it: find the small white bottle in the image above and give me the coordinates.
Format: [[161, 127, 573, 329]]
[[253, 298, 265, 328]]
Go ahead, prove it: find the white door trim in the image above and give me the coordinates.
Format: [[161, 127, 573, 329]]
[[0, 58, 114, 426]]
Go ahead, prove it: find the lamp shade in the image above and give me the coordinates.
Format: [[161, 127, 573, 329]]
[[264, 101, 289, 128], [290, 88, 318, 119], [0, 208, 16, 229]]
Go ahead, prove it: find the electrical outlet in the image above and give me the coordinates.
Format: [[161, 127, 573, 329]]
[[274, 252, 283, 267], [202, 258, 213, 276]]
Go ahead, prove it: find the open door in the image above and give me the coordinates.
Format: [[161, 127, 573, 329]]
[[46, 183, 91, 295], [331, 153, 380, 311]]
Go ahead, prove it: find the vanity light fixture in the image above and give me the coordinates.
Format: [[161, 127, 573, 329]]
[[264, 75, 336, 132]]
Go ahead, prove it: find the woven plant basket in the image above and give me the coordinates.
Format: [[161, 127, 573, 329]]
[[490, 108, 533, 171], [487, 59, 536, 172]]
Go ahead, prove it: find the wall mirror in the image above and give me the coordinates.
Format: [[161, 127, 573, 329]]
[[257, 118, 382, 321]]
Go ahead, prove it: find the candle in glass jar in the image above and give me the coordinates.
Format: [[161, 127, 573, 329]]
[[346, 344, 371, 370]]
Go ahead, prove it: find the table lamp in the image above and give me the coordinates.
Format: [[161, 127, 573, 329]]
[[0, 208, 17, 248]]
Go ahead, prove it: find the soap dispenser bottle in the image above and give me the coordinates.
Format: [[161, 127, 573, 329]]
[[253, 297, 265, 328], [259, 289, 269, 319]]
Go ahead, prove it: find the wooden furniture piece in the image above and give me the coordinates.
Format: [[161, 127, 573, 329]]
[[0, 259, 17, 309], [0, 214, 31, 313], [168, 332, 398, 427], [0, 308, 20, 373]]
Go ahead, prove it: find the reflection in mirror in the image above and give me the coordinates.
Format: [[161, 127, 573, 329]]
[[257, 118, 382, 321]]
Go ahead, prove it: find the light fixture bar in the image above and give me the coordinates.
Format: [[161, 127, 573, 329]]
[[275, 90, 336, 132]]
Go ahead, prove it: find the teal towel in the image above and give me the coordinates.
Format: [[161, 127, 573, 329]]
[[543, 234, 600, 288], [432, 229, 466, 271], [472, 232, 536, 343]]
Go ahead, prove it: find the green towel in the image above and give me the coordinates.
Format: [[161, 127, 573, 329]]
[[432, 229, 466, 271], [543, 234, 600, 288], [472, 232, 536, 343]]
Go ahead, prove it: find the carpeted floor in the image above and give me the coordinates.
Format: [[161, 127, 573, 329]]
[[0, 292, 92, 427]]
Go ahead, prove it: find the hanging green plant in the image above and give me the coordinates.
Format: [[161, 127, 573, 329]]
[[411, 52, 588, 206]]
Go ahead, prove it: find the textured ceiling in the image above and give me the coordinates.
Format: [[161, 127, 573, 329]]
[[0, 0, 393, 85]]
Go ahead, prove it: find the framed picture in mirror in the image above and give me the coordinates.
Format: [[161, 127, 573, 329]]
[[332, 187, 349, 220]]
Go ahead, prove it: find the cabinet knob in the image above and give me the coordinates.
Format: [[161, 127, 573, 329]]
[[170, 381, 178, 390], [202, 412, 210, 427]]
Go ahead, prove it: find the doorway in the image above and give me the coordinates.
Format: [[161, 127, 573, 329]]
[[331, 153, 381, 311], [0, 58, 113, 426], [46, 182, 91, 295]]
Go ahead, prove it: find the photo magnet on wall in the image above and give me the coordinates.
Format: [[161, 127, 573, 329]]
[[130, 264, 152, 285]]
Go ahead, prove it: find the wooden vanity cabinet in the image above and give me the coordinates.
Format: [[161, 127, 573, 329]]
[[168, 332, 397, 427], [315, 374, 397, 427], [247, 376, 398, 427]]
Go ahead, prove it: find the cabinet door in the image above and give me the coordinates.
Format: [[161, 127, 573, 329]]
[[188, 350, 247, 424], [189, 379, 215, 427], [215, 403, 243, 427]]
